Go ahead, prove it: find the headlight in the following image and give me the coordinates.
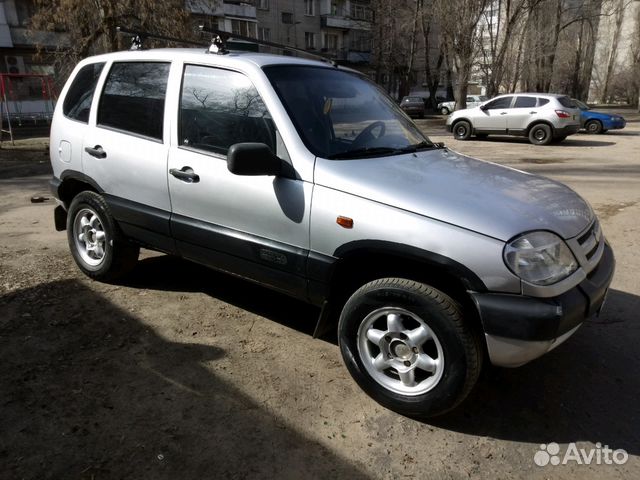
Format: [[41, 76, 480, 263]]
[[503, 231, 578, 285]]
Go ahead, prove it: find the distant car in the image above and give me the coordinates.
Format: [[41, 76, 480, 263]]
[[572, 99, 626, 134], [446, 93, 581, 145], [438, 95, 487, 115], [400, 96, 426, 118]]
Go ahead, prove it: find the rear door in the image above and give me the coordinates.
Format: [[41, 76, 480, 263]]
[[473, 96, 513, 132], [167, 63, 311, 298], [82, 60, 174, 251], [506, 95, 538, 133]]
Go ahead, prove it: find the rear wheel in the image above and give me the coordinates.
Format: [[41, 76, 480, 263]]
[[528, 124, 553, 145], [453, 120, 472, 140], [585, 120, 603, 134], [67, 191, 139, 282], [338, 278, 482, 418]]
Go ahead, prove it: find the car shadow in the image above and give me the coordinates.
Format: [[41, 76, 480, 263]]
[[0, 279, 368, 479], [477, 136, 616, 147], [430, 288, 640, 456]]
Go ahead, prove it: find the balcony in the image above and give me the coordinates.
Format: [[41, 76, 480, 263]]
[[223, 2, 256, 19], [321, 15, 371, 30]]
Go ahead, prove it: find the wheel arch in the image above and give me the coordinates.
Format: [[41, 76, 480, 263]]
[[525, 119, 555, 135], [57, 170, 103, 206], [313, 241, 487, 339]]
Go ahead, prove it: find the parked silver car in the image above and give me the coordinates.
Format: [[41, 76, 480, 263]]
[[446, 93, 581, 145], [49, 49, 614, 417], [438, 95, 486, 115]]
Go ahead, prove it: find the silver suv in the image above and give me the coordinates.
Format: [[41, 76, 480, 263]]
[[447, 93, 581, 145], [49, 48, 614, 418]]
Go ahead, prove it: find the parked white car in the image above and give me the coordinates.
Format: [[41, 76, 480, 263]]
[[438, 95, 487, 115], [446, 93, 581, 145]]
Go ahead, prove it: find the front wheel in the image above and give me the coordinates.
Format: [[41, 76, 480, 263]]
[[585, 120, 603, 134], [67, 191, 139, 282], [338, 278, 482, 418], [440, 107, 450, 115], [452, 120, 472, 140]]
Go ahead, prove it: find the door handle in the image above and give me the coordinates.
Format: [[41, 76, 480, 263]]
[[170, 166, 200, 183], [85, 145, 107, 159], [529, 111, 537, 114], [500, 112, 508, 115]]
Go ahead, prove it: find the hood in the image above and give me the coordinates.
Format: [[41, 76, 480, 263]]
[[314, 149, 593, 241]]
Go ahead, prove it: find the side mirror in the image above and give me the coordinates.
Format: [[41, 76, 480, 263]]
[[479, 104, 488, 111], [227, 143, 282, 176]]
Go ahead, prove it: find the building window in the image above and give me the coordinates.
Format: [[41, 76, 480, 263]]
[[258, 27, 271, 42], [305, 32, 316, 49], [324, 33, 338, 50], [231, 19, 256, 38], [257, 0, 269, 10], [350, 2, 373, 21], [305, 0, 315, 16], [282, 12, 294, 24], [350, 31, 371, 52]]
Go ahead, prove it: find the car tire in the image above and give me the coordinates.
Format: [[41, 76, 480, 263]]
[[453, 120, 472, 140], [585, 120, 603, 134], [440, 107, 450, 115], [475, 133, 489, 140], [67, 191, 139, 282], [337, 278, 482, 418], [528, 124, 553, 145]]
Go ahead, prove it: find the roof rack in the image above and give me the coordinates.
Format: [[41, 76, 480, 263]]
[[198, 26, 338, 67], [116, 27, 207, 50]]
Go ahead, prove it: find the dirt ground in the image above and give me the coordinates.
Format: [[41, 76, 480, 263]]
[[1, 109, 639, 479]]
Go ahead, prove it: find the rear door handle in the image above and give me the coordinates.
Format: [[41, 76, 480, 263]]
[[84, 145, 107, 159], [529, 111, 537, 114], [500, 112, 508, 115], [170, 166, 200, 183]]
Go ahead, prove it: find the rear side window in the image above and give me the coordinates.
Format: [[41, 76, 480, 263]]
[[63, 63, 105, 123], [557, 96, 577, 108], [537, 98, 550, 107], [98, 62, 170, 141], [514, 96, 537, 108], [485, 96, 513, 109], [179, 65, 276, 155]]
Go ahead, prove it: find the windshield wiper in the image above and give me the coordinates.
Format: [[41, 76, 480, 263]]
[[397, 141, 437, 153], [328, 147, 400, 159]]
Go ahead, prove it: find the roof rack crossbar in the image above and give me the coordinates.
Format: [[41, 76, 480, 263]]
[[198, 26, 337, 67], [116, 27, 208, 50]]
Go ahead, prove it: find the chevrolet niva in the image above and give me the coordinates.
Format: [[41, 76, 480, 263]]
[[49, 48, 614, 417]]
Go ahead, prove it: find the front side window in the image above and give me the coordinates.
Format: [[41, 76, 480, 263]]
[[264, 65, 432, 159], [485, 96, 513, 110], [179, 65, 276, 155], [514, 96, 537, 108], [63, 62, 105, 123], [98, 62, 170, 140]]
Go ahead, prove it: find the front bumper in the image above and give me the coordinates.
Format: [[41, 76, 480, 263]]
[[471, 242, 615, 367], [605, 119, 626, 130]]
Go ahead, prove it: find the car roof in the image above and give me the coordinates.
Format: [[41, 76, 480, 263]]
[[79, 47, 341, 70], [493, 92, 568, 99]]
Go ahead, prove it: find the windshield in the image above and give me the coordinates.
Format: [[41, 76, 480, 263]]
[[263, 65, 432, 159]]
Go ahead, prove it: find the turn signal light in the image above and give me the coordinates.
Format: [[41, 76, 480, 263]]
[[337, 216, 353, 229]]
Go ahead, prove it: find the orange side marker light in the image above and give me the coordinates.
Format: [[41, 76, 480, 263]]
[[337, 216, 353, 229]]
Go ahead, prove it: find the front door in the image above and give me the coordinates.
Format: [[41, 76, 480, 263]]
[[167, 64, 311, 298], [474, 96, 514, 133]]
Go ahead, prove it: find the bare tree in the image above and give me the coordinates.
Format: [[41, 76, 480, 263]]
[[30, 0, 199, 78]]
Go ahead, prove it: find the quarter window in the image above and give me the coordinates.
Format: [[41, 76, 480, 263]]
[[514, 96, 537, 108], [485, 96, 513, 110], [97, 62, 170, 141], [63, 62, 105, 123], [179, 65, 276, 155], [537, 98, 550, 106]]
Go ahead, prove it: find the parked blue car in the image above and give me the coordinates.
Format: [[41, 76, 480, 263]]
[[573, 99, 626, 134]]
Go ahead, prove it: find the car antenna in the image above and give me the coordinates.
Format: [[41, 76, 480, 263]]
[[199, 25, 338, 67], [116, 27, 208, 50]]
